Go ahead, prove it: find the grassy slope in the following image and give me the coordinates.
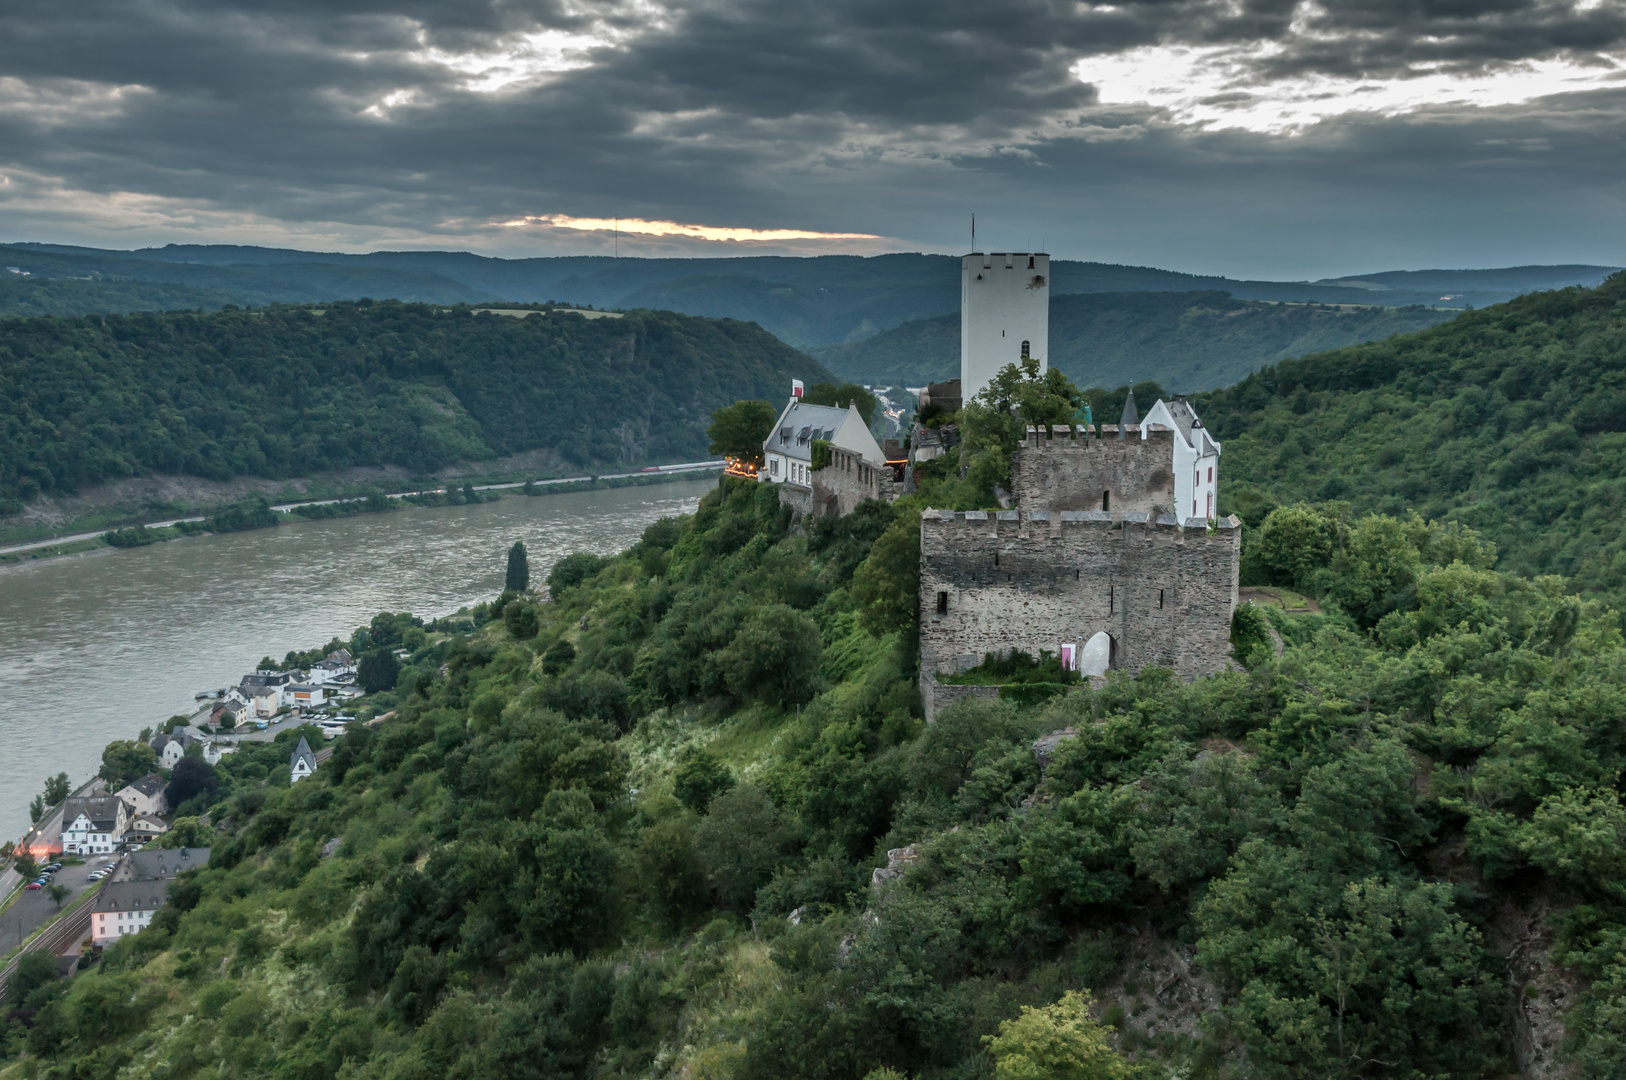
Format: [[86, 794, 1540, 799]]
[[814, 290, 1453, 390], [0, 301, 831, 511], [1202, 272, 1626, 600]]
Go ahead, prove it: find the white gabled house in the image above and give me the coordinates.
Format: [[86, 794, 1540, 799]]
[[760, 399, 886, 491], [91, 881, 168, 946], [62, 796, 130, 854], [290, 736, 317, 783], [1139, 395, 1223, 524], [116, 773, 168, 819]]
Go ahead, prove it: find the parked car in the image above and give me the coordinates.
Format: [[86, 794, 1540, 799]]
[[45, 862, 62, 871], [24, 881, 42, 890]]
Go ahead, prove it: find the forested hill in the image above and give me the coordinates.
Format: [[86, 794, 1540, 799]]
[[0, 302, 831, 512], [815, 290, 1454, 390], [1204, 272, 1626, 598]]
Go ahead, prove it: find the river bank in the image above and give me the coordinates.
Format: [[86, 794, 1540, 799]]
[[0, 478, 714, 843], [0, 464, 721, 566]]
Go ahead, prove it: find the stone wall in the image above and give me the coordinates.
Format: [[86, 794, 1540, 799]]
[[920, 672, 1001, 724], [1011, 424, 1178, 517], [809, 445, 897, 518], [919, 508, 1240, 684]]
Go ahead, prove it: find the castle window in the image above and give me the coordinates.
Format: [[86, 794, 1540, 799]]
[[1208, 466, 1213, 483], [1021, 340, 1030, 360], [1158, 589, 1164, 609], [1102, 490, 1110, 512], [994, 551, 1000, 567], [1028, 255, 1035, 269], [1108, 586, 1114, 615], [936, 591, 948, 615]]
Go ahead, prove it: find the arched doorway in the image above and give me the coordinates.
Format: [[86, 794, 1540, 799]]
[[1080, 631, 1114, 677]]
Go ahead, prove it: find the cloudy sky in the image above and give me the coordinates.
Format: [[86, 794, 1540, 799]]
[[2, 0, 1625, 278]]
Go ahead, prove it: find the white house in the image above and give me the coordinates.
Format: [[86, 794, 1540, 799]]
[[152, 726, 211, 768], [1140, 395, 1223, 524], [311, 649, 356, 685], [203, 742, 238, 767], [760, 399, 886, 491], [128, 814, 170, 841], [91, 881, 168, 947], [285, 684, 327, 710], [290, 736, 317, 783], [115, 773, 168, 819], [961, 252, 1050, 401], [61, 796, 130, 854]]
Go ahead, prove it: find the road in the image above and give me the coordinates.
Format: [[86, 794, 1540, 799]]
[[0, 856, 115, 954], [0, 462, 723, 560]]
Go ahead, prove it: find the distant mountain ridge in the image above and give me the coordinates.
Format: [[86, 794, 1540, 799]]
[[3, 242, 1614, 350], [816, 290, 1458, 392], [0, 301, 831, 513]]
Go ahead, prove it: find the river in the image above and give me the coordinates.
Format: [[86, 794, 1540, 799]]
[[0, 479, 715, 844]]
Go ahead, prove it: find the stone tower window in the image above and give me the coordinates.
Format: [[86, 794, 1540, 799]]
[[1158, 589, 1165, 609], [1102, 490, 1110, 513], [936, 591, 948, 615], [994, 551, 1000, 567], [1108, 586, 1114, 615]]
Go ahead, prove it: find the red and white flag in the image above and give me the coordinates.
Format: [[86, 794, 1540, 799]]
[[792, 379, 804, 398]]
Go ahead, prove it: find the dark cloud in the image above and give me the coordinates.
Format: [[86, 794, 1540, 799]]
[[0, 0, 1624, 275]]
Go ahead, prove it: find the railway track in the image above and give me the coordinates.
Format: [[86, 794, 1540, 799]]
[[0, 903, 92, 1004]]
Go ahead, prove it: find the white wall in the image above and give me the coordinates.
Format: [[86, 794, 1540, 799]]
[[961, 253, 1050, 401]]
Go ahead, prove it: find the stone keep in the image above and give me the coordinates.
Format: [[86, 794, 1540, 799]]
[[962, 252, 1049, 401], [919, 508, 1240, 683]]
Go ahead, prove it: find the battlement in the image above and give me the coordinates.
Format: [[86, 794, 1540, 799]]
[[1022, 423, 1176, 446], [921, 508, 1240, 531], [919, 504, 1240, 691]]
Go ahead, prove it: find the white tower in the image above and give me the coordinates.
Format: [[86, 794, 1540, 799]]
[[961, 252, 1050, 401]]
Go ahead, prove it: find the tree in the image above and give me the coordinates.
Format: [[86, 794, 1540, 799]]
[[707, 400, 778, 470], [7, 951, 57, 1003], [99, 741, 158, 788], [673, 748, 735, 813], [358, 648, 402, 694], [29, 795, 44, 824], [984, 990, 1139, 1080], [504, 600, 540, 640], [1248, 504, 1344, 592], [166, 757, 218, 809], [718, 604, 822, 707], [547, 552, 610, 596], [43, 772, 70, 805], [506, 540, 531, 593], [851, 510, 921, 637], [801, 382, 880, 425], [695, 784, 787, 911], [47, 883, 70, 909]]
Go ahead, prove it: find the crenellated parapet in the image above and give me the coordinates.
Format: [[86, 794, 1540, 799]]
[[1012, 424, 1181, 516], [918, 508, 1240, 691]]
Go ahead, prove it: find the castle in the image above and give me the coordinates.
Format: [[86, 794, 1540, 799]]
[[919, 253, 1240, 714]]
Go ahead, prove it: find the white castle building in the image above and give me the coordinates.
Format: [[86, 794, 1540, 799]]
[[961, 252, 1050, 401]]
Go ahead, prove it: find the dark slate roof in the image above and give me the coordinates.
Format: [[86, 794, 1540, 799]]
[[122, 774, 165, 799], [1120, 389, 1140, 428], [1161, 398, 1197, 441], [126, 847, 211, 881], [64, 796, 123, 831], [291, 736, 317, 770], [92, 880, 169, 914]]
